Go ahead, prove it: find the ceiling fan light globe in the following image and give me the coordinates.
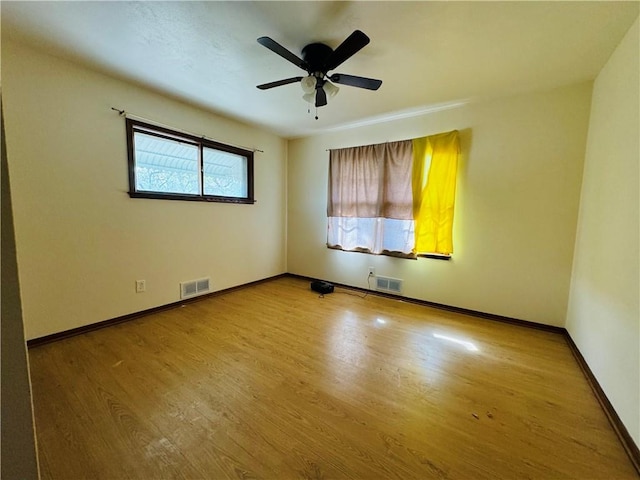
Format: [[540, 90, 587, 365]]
[[300, 75, 317, 94], [302, 93, 315, 103], [323, 81, 339, 98]]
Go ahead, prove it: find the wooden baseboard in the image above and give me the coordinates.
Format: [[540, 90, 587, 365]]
[[26, 274, 287, 348], [563, 332, 640, 475], [287, 273, 565, 334]]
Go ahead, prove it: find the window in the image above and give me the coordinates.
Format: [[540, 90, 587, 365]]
[[126, 119, 254, 204], [327, 141, 416, 257], [327, 130, 459, 258]]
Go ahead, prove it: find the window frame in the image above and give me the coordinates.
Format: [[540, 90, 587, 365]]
[[126, 119, 254, 204]]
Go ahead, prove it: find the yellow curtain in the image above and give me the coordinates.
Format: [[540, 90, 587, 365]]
[[412, 130, 460, 254]]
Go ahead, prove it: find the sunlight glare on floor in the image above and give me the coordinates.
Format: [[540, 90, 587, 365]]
[[433, 332, 479, 352]]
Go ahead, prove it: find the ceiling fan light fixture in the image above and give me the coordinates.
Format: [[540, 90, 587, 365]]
[[323, 80, 339, 98], [257, 31, 382, 111], [300, 75, 317, 94]]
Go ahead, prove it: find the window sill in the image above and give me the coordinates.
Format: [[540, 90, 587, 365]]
[[327, 245, 452, 261], [417, 253, 451, 260], [128, 191, 255, 204]]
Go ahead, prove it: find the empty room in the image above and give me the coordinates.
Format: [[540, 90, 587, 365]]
[[2, 1, 639, 479]]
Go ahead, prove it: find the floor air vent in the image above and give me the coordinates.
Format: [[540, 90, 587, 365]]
[[180, 277, 211, 299], [375, 276, 403, 294]]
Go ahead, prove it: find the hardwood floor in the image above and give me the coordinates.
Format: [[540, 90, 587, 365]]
[[29, 276, 637, 479]]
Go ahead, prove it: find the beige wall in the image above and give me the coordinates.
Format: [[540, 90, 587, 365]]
[[3, 41, 288, 340], [288, 83, 592, 326], [566, 18, 639, 446]]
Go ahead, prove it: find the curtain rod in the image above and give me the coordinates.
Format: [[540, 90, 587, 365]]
[[325, 139, 405, 152], [111, 107, 264, 153], [325, 130, 458, 152]]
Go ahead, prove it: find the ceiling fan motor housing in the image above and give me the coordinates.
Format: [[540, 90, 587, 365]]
[[301, 43, 333, 74]]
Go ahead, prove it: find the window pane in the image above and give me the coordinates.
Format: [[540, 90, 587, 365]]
[[327, 217, 415, 254], [328, 217, 377, 252], [203, 147, 248, 198], [134, 132, 199, 195], [380, 218, 415, 254]]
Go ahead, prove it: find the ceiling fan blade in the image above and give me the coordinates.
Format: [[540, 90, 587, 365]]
[[257, 77, 303, 90], [329, 73, 382, 91], [315, 87, 327, 107], [323, 30, 370, 71], [257, 37, 308, 70]]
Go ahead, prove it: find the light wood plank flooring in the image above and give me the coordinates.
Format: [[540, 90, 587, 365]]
[[29, 276, 637, 479]]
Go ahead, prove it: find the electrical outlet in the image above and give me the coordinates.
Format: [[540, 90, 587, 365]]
[[135, 280, 146, 293], [368, 266, 375, 276]]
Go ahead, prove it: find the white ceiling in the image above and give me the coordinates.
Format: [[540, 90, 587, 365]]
[[2, 1, 638, 138]]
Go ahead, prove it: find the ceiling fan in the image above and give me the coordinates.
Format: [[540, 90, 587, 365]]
[[256, 30, 382, 109]]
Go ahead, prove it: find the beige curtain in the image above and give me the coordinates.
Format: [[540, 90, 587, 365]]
[[327, 140, 413, 219]]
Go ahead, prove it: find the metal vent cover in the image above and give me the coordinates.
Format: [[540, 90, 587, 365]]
[[180, 277, 211, 299], [375, 276, 403, 294]]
